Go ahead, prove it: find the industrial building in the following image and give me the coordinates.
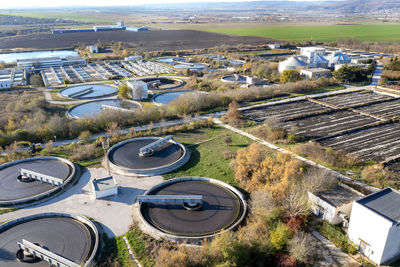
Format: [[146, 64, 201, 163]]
[[301, 68, 332, 79], [127, 80, 148, 100], [348, 188, 400, 265], [52, 20, 148, 34], [0, 68, 27, 89], [278, 56, 308, 73], [87, 45, 99, 54], [17, 56, 86, 70]]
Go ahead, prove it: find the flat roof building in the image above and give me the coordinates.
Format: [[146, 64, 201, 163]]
[[301, 68, 332, 79], [91, 176, 118, 199], [308, 184, 362, 226]]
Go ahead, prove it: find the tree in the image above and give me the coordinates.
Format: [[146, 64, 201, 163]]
[[29, 74, 44, 87], [118, 84, 131, 99], [222, 100, 243, 127], [280, 70, 301, 83], [224, 135, 232, 147], [333, 66, 368, 83]]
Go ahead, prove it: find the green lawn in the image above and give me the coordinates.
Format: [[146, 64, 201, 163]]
[[163, 126, 252, 186], [205, 24, 400, 43]]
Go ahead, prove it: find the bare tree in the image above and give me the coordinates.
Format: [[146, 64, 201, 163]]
[[288, 232, 315, 263], [303, 167, 338, 194]]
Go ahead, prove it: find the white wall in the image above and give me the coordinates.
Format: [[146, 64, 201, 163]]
[[381, 223, 400, 264], [348, 202, 393, 264], [308, 192, 338, 224], [0, 80, 11, 89]]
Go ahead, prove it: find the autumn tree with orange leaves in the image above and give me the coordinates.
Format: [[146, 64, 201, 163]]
[[235, 143, 303, 200]]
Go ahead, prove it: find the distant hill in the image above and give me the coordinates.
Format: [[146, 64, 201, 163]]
[[324, 0, 400, 13]]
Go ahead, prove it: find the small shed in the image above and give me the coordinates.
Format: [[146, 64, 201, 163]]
[[308, 184, 363, 226], [91, 176, 118, 199], [127, 80, 148, 100], [301, 68, 332, 79]]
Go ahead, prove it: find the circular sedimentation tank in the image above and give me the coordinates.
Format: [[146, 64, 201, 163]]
[[59, 84, 117, 99], [138, 77, 185, 91], [107, 137, 190, 176], [67, 99, 141, 119], [151, 90, 204, 105], [0, 157, 75, 206], [139, 177, 247, 241], [174, 63, 207, 71], [157, 56, 187, 63], [221, 74, 247, 84], [0, 213, 98, 267]]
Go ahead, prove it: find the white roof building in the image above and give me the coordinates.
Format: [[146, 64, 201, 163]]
[[348, 188, 400, 265], [127, 80, 148, 100], [278, 56, 308, 73], [327, 51, 351, 68]]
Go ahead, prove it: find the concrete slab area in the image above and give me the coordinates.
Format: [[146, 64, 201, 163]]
[[0, 167, 163, 237]]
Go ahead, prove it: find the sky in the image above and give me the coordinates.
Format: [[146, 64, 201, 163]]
[[0, 0, 330, 9]]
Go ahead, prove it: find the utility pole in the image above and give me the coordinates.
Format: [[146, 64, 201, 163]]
[[102, 137, 111, 176]]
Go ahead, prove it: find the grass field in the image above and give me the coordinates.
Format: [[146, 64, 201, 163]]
[[205, 24, 400, 43], [163, 126, 252, 186]]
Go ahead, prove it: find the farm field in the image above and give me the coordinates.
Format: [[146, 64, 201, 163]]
[[204, 24, 400, 43], [0, 12, 112, 23], [0, 30, 273, 52]]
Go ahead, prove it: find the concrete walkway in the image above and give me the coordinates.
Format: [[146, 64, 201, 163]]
[[310, 228, 359, 267], [0, 167, 163, 238]]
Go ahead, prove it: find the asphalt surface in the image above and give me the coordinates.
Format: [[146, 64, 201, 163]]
[[0, 159, 71, 201], [0, 217, 92, 267], [141, 181, 242, 236], [109, 139, 184, 169]]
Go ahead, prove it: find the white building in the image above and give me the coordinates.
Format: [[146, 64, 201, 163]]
[[348, 188, 400, 265], [91, 176, 118, 199], [278, 56, 308, 73], [268, 44, 281, 49], [88, 45, 99, 54], [327, 51, 351, 68], [308, 184, 362, 226], [127, 80, 148, 100], [334, 63, 368, 71], [0, 78, 11, 89], [300, 47, 326, 57], [301, 68, 332, 79]]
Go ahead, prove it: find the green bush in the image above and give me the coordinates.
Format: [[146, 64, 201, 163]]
[[316, 221, 358, 254]]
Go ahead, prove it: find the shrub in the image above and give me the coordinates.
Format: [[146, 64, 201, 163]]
[[316, 221, 358, 254], [292, 142, 360, 168], [280, 70, 301, 83], [270, 223, 293, 251]]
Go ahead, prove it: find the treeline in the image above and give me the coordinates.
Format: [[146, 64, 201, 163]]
[[329, 37, 400, 54], [0, 77, 337, 147]]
